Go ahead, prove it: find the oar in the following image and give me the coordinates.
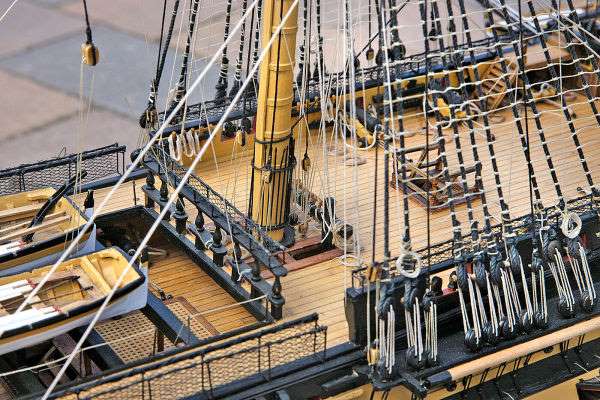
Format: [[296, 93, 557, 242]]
[[23, 170, 87, 243], [2, 276, 81, 310], [0, 215, 71, 244], [27, 286, 93, 307], [0, 211, 66, 236]]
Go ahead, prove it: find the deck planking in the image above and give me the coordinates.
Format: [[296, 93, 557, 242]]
[[65, 92, 600, 348], [148, 244, 257, 333], [187, 92, 600, 345]]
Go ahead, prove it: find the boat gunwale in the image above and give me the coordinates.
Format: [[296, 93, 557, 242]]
[[0, 246, 146, 340], [0, 190, 91, 268]]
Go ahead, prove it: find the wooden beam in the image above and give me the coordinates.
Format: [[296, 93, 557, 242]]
[[0, 356, 45, 396], [142, 293, 200, 346]]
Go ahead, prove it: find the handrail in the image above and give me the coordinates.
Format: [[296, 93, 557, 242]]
[[0, 144, 127, 195], [46, 314, 325, 400], [146, 146, 287, 260]]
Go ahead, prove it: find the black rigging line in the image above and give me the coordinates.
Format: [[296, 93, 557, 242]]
[[430, 0, 478, 237], [303, 0, 313, 160], [168, 0, 201, 119], [296, 0, 310, 86], [382, 0, 391, 274], [537, 0, 598, 192], [417, 0, 464, 296], [155, 0, 168, 84], [215, 0, 234, 101], [482, 10, 543, 206], [252, 0, 263, 87], [230, 0, 250, 97], [242, 2, 257, 119], [386, 0, 412, 247], [354, 1, 409, 63], [371, 133, 380, 267], [313, 0, 325, 80], [155, 0, 181, 91], [140, 0, 181, 129], [82, 0, 93, 44], [495, 0, 564, 206], [518, 0, 535, 220], [442, 0, 495, 271], [454, 0, 511, 228], [425, 0, 431, 275]]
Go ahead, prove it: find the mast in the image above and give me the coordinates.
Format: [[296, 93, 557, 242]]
[[250, 0, 299, 242]]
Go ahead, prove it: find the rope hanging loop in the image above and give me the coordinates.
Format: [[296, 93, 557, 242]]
[[395, 251, 422, 279], [561, 211, 582, 239]]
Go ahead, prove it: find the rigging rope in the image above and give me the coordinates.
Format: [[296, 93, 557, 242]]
[[38, 3, 297, 397], [140, 0, 181, 128], [230, 0, 250, 97], [215, 0, 235, 101]]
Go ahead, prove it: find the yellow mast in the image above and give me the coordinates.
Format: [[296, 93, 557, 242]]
[[251, 0, 299, 242]]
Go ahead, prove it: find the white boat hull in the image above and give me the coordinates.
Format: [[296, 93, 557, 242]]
[[0, 265, 148, 356]]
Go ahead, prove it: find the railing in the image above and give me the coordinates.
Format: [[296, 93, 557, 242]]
[[0, 144, 127, 196], [156, 34, 528, 128], [51, 315, 327, 400], [351, 193, 598, 288], [142, 147, 287, 320], [154, 146, 285, 255]]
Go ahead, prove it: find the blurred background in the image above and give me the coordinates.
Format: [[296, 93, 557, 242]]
[[0, 0, 224, 168], [0, 0, 485, 168]]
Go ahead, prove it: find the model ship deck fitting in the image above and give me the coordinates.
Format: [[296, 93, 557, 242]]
[[2, 0, 600, 398]]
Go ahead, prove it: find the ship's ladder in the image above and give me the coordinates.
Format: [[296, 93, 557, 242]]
[[477, 55, 520, 111]]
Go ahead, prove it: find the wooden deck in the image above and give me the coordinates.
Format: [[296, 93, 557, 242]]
[[186, 92, 600, 345], [68, 91, 600, 351], [148, 244, 257, 333]]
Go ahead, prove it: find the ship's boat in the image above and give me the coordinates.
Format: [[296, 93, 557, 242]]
[[0, 187, 94, 273], [0, 247, 147, 356]]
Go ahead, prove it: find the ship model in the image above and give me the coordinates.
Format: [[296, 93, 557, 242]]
[[1, 0, 600, 398]]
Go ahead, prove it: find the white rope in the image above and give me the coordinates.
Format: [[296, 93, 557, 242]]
[[0, 0, 18, 23], [39, 3, 299, 397]]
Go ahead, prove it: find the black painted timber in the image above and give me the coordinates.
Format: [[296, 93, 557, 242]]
[[181, 342, 365, 400], [42, 315, 317, 399], [0, 356, 45, 397], [143, 157, 287, 277], [143, 207, 271, 322], [142, 293, 200, 346], [68, 328, 124, 370]]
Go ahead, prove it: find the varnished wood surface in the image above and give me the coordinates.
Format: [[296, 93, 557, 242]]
[[189, 92, 600, 345], [148, 244, 257, 333], [65, 92, 600, 352]]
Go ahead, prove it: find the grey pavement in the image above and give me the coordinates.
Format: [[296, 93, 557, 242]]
[[0, 0, 488, 169], [0, 0, 221, 169]]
